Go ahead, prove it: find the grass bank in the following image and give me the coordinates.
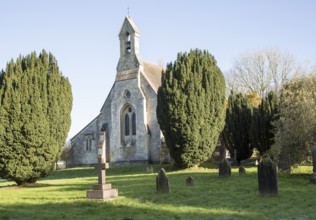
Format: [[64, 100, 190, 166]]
[[0, 164, 315, 220]]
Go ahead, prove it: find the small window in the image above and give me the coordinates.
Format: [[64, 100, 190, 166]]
[[126, 33, 131, 53], [125, 114, 130, 136], [124, 90, 131, 99], [132, 112, 136, 135], [84, 135, 93, 151]]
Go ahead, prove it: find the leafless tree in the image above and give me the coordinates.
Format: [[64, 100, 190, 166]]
[[226, 49, 309, 96]]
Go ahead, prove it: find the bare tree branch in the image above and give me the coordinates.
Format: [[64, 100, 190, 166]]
[[226, 49, 310, 96]]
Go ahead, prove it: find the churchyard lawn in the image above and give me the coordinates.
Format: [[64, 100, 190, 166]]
[[0, 164, 315, 220]]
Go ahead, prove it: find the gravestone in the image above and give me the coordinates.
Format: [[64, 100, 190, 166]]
[[146, 166, 154, 173], [186, 176, 194, 186], [56, 160, 66, 170], [239, 166, 246, 175], [233, 149, 238, 165], [258, 158, 278, 196], [86, 130, 119, 200], [156, 168, 170, 193], [310, 146, 316, 184], [219, 159, 231, 177]]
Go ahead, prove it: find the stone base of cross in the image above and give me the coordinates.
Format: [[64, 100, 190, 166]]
[[86, 130, 119, 200]]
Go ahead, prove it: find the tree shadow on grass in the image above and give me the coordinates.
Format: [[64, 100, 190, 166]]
[[0, 183, 70, 189], [0, 198, 257, 220]]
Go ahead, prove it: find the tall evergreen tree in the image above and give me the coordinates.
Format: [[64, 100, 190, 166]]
[[0, 51, 72, 184], [223, 92, 253, 163], [157, 49, 226, 168], [250, 91, 280, 157]]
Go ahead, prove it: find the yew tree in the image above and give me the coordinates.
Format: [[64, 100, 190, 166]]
[[0, 51, 72, 185], [222, 92, 253, 163], [250, 91, 280, 157], [157, 49, 226, 168]]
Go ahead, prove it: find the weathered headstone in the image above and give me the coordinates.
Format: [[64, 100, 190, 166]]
[[233, 149, 237, 164], [310, 146, 316, 184], [310, 173, 316, 184], [156, 168, 170, 193], [258, 158, 278, 196], [86, 130, 119, 200], [239, 166, 246, 175], [146, 166, 154, 173], [186, 176, 194, 186], [311, 146, 316, 173], [219, 159, 231, 177]]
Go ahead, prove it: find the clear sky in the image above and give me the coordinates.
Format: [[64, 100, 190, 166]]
[[1, 0, 315, 139]]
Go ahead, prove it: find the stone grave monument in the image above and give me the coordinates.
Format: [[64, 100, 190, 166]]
[[146, 166, 154, 173], [219, 158, 231, 177], [86, 130, 119, 200], [257, 158, 278, 196], [310, 146, 316, 184], [156, 168, 170, 193], [239, 166, 246, 175], [186, 176, 194, 186]]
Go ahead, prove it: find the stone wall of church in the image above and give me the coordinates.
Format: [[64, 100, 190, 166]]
[[99, 87, 114, 162], [109, 76, 150, 164], [140, 74, 161, 162], [69, 117, 99, 166]]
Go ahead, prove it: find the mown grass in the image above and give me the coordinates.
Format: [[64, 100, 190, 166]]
[[0, 164, 315, 220]]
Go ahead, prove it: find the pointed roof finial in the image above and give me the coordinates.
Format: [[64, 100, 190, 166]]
[[127, 7, 130, 16]]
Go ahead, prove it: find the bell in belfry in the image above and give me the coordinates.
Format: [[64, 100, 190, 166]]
[[126, 41, 131, 50]]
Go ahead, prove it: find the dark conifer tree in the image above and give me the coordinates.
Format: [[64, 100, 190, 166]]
[[157, 49, 226, 168], [223, 92, 253, 163], [250, 91, 280, 156], [0, 51, 72, 184]]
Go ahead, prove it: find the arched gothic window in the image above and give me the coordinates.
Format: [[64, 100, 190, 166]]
[[125, 114, 130, 135], [132, 112, 136, 135], [121, 105, 136, 146]]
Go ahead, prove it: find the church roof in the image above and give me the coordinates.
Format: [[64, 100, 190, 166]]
[[126, 16, 140, 33], [143, 62, 163, 93]]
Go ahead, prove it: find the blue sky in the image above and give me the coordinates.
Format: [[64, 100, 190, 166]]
[[1, 0, 315, 139]]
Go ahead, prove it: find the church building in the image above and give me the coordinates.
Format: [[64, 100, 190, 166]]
[[70, 16, 163, 166]]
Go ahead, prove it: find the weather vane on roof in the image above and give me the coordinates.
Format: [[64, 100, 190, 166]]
[[127, 7, 130, 16]]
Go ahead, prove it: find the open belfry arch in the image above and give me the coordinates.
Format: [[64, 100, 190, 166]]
[[70, 16, 163, 166]]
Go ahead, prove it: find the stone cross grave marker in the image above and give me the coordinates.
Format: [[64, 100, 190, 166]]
[[86, 130, 119, 200]]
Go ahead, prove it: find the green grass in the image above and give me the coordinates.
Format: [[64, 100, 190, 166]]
[[0, 164, 315, 220]]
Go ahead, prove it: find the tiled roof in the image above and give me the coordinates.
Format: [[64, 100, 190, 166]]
[[143, 62, 163, 93]]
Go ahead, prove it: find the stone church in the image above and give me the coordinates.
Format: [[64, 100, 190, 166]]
[[70, 16, 163, 166]]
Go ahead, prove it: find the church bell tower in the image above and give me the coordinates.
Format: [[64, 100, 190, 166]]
[[116, 16, 143, 81]]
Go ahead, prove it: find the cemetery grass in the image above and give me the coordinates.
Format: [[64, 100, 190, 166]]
[[0, 164, 315, 220]]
